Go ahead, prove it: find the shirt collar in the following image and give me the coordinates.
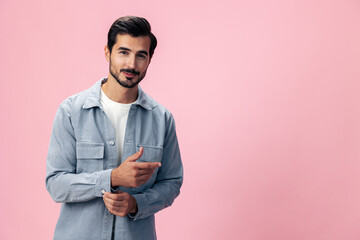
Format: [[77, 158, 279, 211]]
[[82, 78, 153, 111]]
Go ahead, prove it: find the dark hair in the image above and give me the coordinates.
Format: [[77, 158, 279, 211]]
[[107, 16, 157, 58]]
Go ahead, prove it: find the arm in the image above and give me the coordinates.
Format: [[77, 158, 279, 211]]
[[102, 148, 162, 216], [45, 104, 112, 203], [130, 114, 183, 220]]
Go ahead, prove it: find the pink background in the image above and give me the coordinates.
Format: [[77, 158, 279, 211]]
[[1, 0, 360, 239]]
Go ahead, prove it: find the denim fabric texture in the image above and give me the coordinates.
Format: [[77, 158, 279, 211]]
[[46, 78, 183, 240]]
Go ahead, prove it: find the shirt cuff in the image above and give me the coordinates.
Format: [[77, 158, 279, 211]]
[[128, 193, 148, 220], [94, 169, 113, 197]]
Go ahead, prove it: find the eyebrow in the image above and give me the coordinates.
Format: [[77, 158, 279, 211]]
[[117, 47, 149, 56]]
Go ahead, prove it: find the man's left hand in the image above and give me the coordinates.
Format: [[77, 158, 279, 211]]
[[103, 191, 138, 217]]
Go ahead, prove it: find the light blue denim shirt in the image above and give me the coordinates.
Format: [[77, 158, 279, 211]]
[[46, 78, 183, 240]]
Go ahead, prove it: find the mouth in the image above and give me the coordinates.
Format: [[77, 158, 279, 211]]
[[123, 72, 136, 79], [121, 69, 140, 80]]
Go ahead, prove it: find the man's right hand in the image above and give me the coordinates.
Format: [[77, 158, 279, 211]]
[[111, 147, 161, 188]]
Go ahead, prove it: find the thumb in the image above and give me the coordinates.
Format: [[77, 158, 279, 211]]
[[126, 146, 143, 162]]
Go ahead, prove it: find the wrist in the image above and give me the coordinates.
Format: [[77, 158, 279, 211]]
[[130, 196, 138, 214], [110, 169, 119, 188]]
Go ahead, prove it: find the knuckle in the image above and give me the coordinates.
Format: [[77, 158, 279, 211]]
[[118, 210, 126, 217], [132, 180, 138, 187]]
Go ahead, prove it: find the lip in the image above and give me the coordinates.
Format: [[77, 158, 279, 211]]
[[123, 72, 135, 78]]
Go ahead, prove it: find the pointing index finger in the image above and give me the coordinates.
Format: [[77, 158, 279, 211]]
[[135, 162, 161, 170]]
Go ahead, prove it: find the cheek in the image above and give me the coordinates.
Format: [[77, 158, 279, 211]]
[[138, 62, 149, 71], [111, 54, 125, 64], [110, 58, 119, 66], [110, 58, 124, 70]]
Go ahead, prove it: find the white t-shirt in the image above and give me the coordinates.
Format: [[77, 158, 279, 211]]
[[100, 88, 133, 165]]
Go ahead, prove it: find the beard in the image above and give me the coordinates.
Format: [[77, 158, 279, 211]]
[[109, 59, 147, 89]]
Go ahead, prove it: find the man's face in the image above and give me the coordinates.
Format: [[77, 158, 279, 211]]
[[106, 34, 151, 88]]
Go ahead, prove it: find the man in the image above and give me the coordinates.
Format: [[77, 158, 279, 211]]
[[46, 16, 183, 240]]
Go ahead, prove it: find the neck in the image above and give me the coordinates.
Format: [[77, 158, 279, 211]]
[[102, 75, 138, 103]]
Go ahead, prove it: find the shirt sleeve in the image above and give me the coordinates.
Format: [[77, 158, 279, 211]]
[[45, 104, 112, 203], [130, 113, 183, 220]]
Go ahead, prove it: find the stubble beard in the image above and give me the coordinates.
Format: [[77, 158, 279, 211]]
[[109, 60, 147, 89]]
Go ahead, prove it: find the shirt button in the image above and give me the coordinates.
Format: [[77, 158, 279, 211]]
[[109, 141, 115, 146]]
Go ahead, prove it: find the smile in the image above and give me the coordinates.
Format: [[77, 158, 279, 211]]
[[123, 72, 136, 78]]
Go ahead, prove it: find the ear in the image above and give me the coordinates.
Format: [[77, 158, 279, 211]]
[[104, 45, 110, 62]]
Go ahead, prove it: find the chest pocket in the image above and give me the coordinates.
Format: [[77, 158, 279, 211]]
[[132, 144, 163, 193], [76, 142, 105, 173]]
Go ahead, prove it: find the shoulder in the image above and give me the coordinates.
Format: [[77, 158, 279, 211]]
[[58, 90, 88, 116], [139, 88, 174, 121], [58, 80, 101, 115]]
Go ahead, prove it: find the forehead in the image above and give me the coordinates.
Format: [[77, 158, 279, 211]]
[[113, 34, 151, 53]]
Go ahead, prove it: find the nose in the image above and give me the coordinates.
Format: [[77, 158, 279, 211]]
[[127, 54, 136, 69]]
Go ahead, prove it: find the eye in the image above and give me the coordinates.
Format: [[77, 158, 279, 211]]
[[137, 54, 146, 59], [119, 51, 128, 55]]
